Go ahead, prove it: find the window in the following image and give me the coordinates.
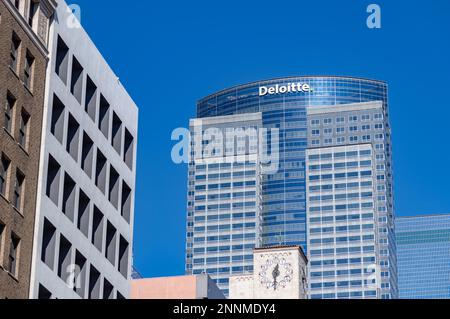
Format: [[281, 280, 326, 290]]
[[62, 173, 76, 222], [70, 56, 84, 104], [13, 169, 25, 211], [19, 110, 30, 149], [28, 0, 38, 27], [55, 36, 69, 83], [88, 265, 101, 299], [74, 251, 87, 297], [311, 119, 320, 126], [111, 112, 122, 155], [121, 181, 132, 223], [24, 50, 35, 89], [103, 279, 114, 299], [77, 190, 90, 238], [85, 76, 97, 122], [118, 236, 129, 278], [98, 95, 110, 139], [0, 154, 11, 197], [66, 114, 80, 161], [0, 222, 5, 264], [349, 115, 358, 122], [91, 206, 104, 252], [324, 118, 332, 125], [50, 94, 65, 144], [311, 129, 320, 136], [14, 0, 21, 10], [57, 235, 72, 283], [10, 33, 21, 72], [108, 165, 119, 209], [105, 221, 117, 266], [81, 132, 94, 178], [41, 218, 56, 270], [46, 155, 61, 206], [123, 129, 134, 170], [4, 92, 16, 133], [336, 117, 345, 123], [324, 128, 332, 135], [95, 150, 107, 194], [336, 127, 345, 134], [8, 233, 20, 277]]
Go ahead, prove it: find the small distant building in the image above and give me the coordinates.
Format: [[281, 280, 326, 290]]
[[131, 274, 225, 299], [229, 246, 308, 299]]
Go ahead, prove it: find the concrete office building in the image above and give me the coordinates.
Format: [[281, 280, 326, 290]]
[[396, 214, 450, 299], [187, 113, 263, 295], [28, 0, 138, 299], [0, 0, 55, 299], [186, 77, 397, 298]]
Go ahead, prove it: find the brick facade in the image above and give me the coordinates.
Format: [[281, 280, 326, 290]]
[[0, 0, 48, 299]]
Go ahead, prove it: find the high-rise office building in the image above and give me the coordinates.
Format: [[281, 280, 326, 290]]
[[187, 113, 263, 295], [305, 100, 396, 299], [0, 0, 55, 299], [186, 76, 397, 298], [28, 0, 138, 299], [396, 214, 450, 299]]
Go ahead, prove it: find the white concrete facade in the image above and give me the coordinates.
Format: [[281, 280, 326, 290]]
[[29, 0, 138, 299], [229, 246, 308, 299]]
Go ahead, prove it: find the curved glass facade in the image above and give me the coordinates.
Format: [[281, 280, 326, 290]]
[[187, 76, 397, 298]]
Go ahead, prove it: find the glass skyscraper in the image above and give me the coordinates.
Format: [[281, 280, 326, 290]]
[[396, 214, 450, 299], [186, 76, 397, 298]]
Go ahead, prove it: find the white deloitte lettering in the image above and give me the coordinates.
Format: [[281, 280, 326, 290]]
[[259, 82, 312, 97]]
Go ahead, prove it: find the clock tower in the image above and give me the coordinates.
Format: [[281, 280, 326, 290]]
[[229, 246, 308, 299]]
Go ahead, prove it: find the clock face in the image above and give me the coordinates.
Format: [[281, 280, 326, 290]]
[[258, 255, 294, 290]]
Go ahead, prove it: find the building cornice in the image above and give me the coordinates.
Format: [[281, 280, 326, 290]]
[[2, 0, 57, 59]]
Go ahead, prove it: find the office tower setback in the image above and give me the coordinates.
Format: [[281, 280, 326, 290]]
[[186, 77, 396, 298], [28, 0, 138, 299], [396, 214, 450, 299], [187, 113, 263, 295], [0, 0, 55, 299]]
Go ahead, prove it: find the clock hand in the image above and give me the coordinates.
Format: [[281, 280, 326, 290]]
[[272, 264, 280, 290]]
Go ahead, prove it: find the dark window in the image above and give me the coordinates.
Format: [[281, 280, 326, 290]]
[[10, 33, 21, 72], [13, 170, 25, 210], [111, 112, 122, 155], [81, 133, 94, 178], [50, 94, 65, 144], [66, 114, 80, 161], [8, 234, 20, 277], [24, 50, 34, 89], [38, 284, 52, 299], [46, 155, 61, 206], [28, 1, 38, 27], [4, 92, 16, 133], [55, 36, 69, 83], [41, 218, 56, 270], [0, 154, 11, 197], [19, 110, 30, 149], [85, 76, 97, 122], [70, 56, 83, 104], [88, 265, 101, 299], [123, 129, 134, 170], [98, 95, 110, 139]]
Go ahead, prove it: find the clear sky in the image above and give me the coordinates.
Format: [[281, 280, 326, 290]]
[[73, 0, 450, 278]]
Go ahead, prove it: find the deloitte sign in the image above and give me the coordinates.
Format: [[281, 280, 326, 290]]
[[259, 82, 313, 97]]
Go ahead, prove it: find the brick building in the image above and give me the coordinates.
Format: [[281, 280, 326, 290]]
[[0, 0, 55, 299]]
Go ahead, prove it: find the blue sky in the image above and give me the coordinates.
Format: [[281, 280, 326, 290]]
[[73, 0, 450, 278]]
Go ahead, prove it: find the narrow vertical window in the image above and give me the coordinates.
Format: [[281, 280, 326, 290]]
[[0, 155, 11, 197], [24, 50, 35, 89], [13, 169, 25, 211], [28, 0, 38, 27], [10, 33, 21, 72], [4, 92, 16, 134], [19, 110, 30, 150], [8, 234, 20, 277]]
